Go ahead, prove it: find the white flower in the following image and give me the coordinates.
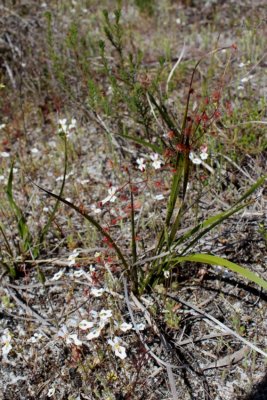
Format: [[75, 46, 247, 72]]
[[68, 249, 80, 266], [238, 62, 246, 68], [69, 118, 77, 130], [189, 152, 201, 165], [58, 118, 68, 133], [86, 327, 102, 340], [90, 310, 99, 319], [0, 123, 6, 130], [150, 153, 162, 170], [89, 264, 96, 272], [79, 320, 94, 330], [31, 148, 39, 154], [154, 194, 164, 201], [102, 187, 118, 205], [73, 270, 85, 278], [91, 288, 105, 297], [28, 333, 43, 343], [164, 270, 170, 278], [51, 269, 64, 281], [68, 334, 83, 346], [119, 322, 132, 332], [1, 329, 12, 358], [136, 323, 146, 331], [57, 325, 82, 346], [1, 152, 10, 158], [200, 152, 208, 161], [241, 75, 253, 83], [136, 158, 146, 171], [108, 337, 127, 360], [91, 204, 101, 214], [57, 324, 69, 339], [47, 387, 55, 397], [58, 117, 77, 137], [99, 309, 112, 322]]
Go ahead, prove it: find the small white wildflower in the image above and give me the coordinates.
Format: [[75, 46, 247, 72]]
[[89, 264, 96, 272], [69, 118, 77, 130], [175, 18, 181, 25], [86, 327, 102, 340], [91, 288, 105, 297], [102, 187, 118, 205], [108, 337, 127, 360], [199, 145, 208, 161], [0, 123, 6, 130], [68, 334, 83, 346], [28, 333, 43, 343], [47, 387, 56, 397], [164, 270, 170, 278], [79, 179, 90, 185], [73, 270, 85, 278], [43, 207, 49, 212], [136, 323, 146, 331], [68, 249, 80, 266], [119, 322, 133, 332], [79, 320, 94, 330], [51, 269, 64, 281], [136, 158, 146, 171], [57, 325, 82, 346], [1, 329, 12, 358], [189, 152, 202, 165], [58, 118, 68, 133], [31, 148, 39, 154], [238, 62, 246, 68], [57, 325, 68, 339], [99, 309, 112, 322], [241, 76, 253, 83], [200, 152, 208, 161], [154, 194, 164, 201], [0, 152, 10, 158], [91, 204, 101, 214], [150, 153, 162, 170], [90, 310, 99, 319]]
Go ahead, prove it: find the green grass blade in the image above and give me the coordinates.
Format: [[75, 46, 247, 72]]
[[0, 221, 14, 257], [172, 253, 267, 291], [6, 162, 31, 253], [235, 175, 266, 205], [176, 202, 249, 253]]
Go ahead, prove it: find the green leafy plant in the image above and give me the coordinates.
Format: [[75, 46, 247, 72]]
[[34, 7, 267, 296]]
